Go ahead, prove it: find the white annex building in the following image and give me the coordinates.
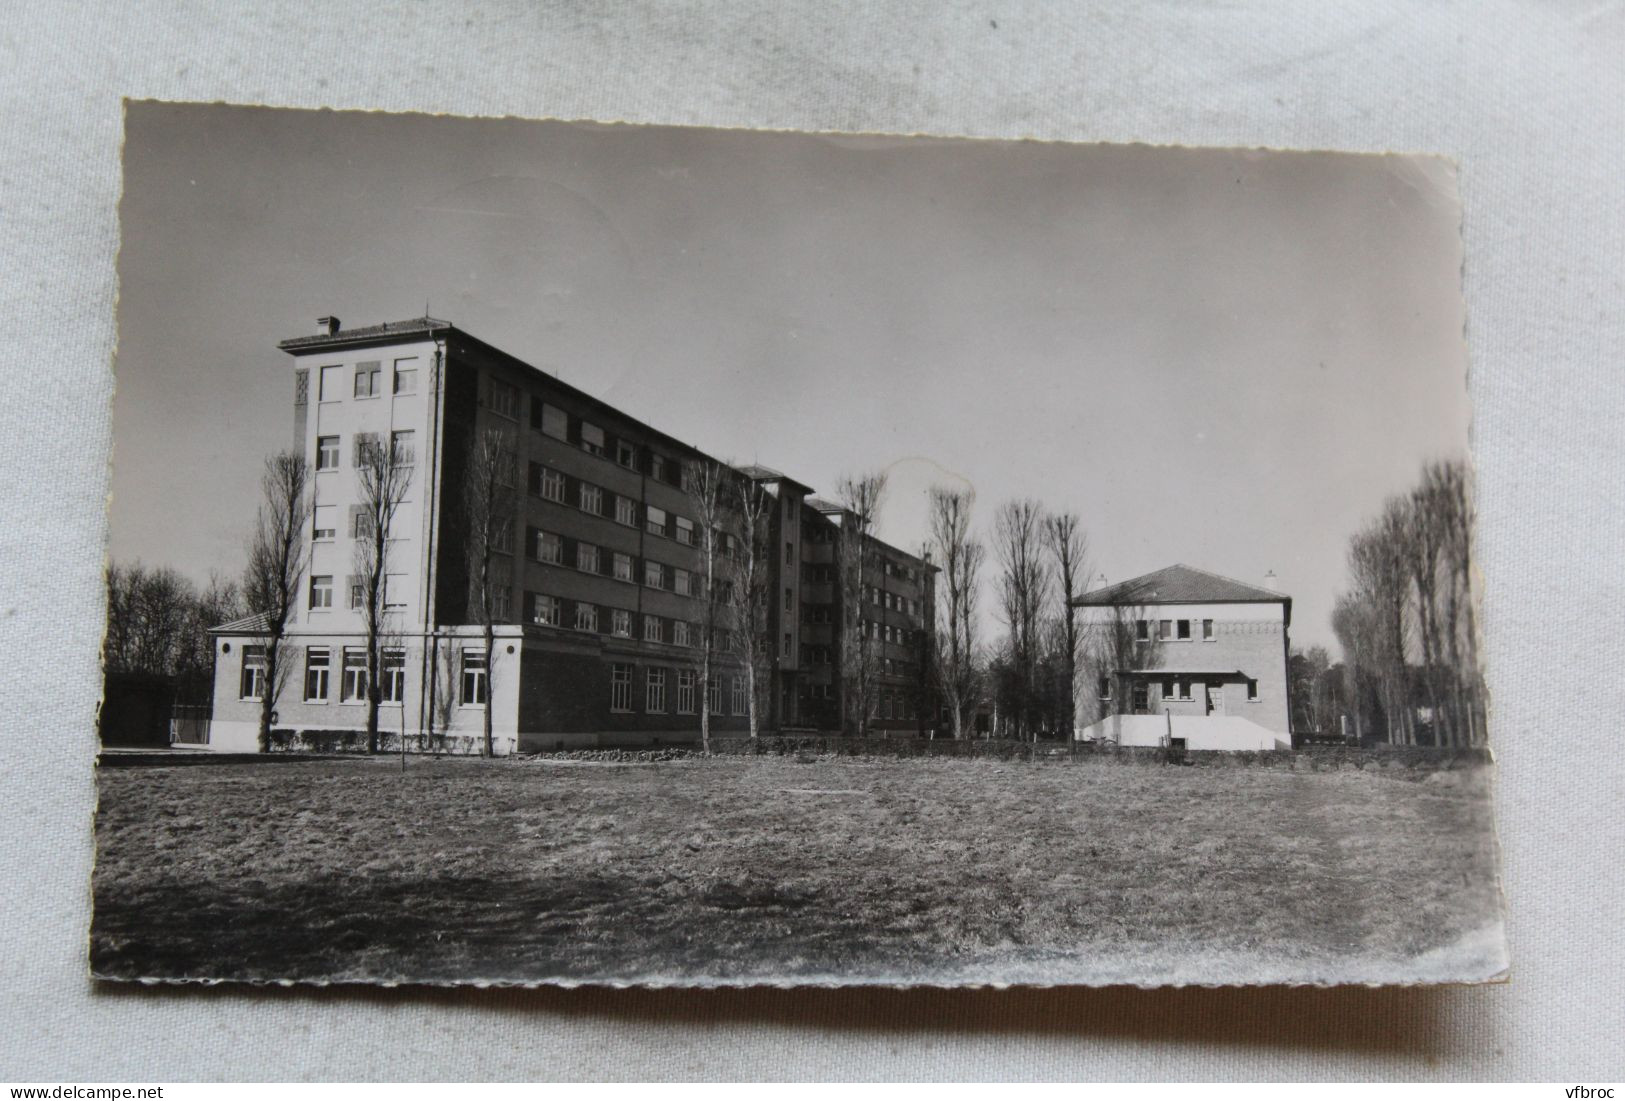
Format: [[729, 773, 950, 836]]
[[1070, 564, 1294, 752]]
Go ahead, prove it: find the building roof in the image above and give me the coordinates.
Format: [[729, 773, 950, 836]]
[[737, 464, 814, 493], [210, 612, 271, 634], [277, 317, 453, 352], [1072, 564, 1287, 607]]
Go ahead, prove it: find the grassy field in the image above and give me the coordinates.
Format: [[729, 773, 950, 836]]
[[91, 754, 1506, 987]]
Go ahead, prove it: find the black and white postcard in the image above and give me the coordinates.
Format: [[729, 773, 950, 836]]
[[93, 102, 1505, 987]]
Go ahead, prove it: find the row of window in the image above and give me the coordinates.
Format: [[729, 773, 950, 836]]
[[525, 593, 704, 646], [528, 462, 705, 546], [1135, 618, 1217, 642], [489, 382, 691, 492], [528, 529, 711, 598], [308, 574, 410, 611], [241, 644, 490, 707], [315, 358, 420, 405], [609, 664, 749, 715], [313, 430, 417, 474], [1100, 677, 1261, 704]]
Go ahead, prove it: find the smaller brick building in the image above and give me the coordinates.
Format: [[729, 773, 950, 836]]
[[1071, 564, 1292, 751]]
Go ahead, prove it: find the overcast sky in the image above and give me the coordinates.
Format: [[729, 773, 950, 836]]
[[111, 102, 1471, 650]]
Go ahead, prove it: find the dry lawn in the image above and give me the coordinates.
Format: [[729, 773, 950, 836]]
[[91, 754, 1506, 986]]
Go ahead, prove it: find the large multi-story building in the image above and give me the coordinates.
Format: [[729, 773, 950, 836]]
[[207, 316, 935, 753]]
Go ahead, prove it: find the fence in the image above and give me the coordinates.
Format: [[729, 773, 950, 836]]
[[170, 705, 211, 745]]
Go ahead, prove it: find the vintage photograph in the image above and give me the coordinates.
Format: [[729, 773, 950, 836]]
[[93, 101, 1504, 987]]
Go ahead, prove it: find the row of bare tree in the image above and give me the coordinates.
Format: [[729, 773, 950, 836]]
[[103, 564, 245, 703], [926, 486, 1092, 740], [1329, 458, 1484, 746]]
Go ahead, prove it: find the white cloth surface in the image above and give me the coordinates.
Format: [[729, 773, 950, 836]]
[[1, 0, 1621, 1082]]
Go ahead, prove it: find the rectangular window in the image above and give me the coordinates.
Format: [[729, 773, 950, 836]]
[[381, 649, 405, 704], [708, 675, 723, 715], [613, 552, 634, 582], [615, 496, 638, 527], [611, 608, 632, 637], [239, 645, 266, 700], [643, 615, 663, 643], [1134, 618, 1149, 642], [1097, 676, 1112, 700], [304, 647, 330, 701], [574, 602, 599, 632], [1162, 677, 1174, 702], [609, 663, 633, 712], [492, 587, 510, 620], [649, 454, 666, 482], [530, 592, 560, 626], [646, 668, 667, 712], [784, 586, 793, 612], [673, 620, 691, 647], [580, 421, 605, 456], [1202, 619, 1216, 641], [349, 580, 364, 610], [576, 542, 599, 573], [674, 516, 694, 545], [392, 359, 417, 395], [644, 560, 664, 589], [783, 631, 792, 657], [540, 467, 566, 503], [645, 505, 667, 537], [731, 676, 747, 716], [677, 670, 696, 714], [309, 574, 333, 610], [1131, 683, 1150, 713], [673, 568, 691, 597], [391, 430, 415, 465], [461, 651, 487, 706], [534, 530, 562, 564], [312, 504, 336, 541], [316, 436, 340, 471], [489, 380, 518, 419], [318, 365, 343, 402], [1158, 619, 1173, 641], [578, 482, 602, 514], [540, 402, 568, 441], [1247, 678, 1260, 701], [384, 573, 408, 609], [786, 542, 794, 565], [342, 649, 367, 702], [616, 440, 637, 469], [353, 361, 382, 398], [1177, 619, 1192, 640]]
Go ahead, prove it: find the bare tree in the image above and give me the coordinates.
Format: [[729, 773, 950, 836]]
[[242, 451, 312, 752], [1423, 459, 1482, 745], [927, 486, 983, 739], [353, 433, 414, 754], [462, 427, 516, 757], [104, 562, 196, 679], [1043, 510, 1089, 740], [992, 498, 1051, 741], [1347, 498, 1415, 743], [727, 476, 774, 738], [685, 460, 729, 754], [835, 471, 889, 737], [427, 631, 459, 755]]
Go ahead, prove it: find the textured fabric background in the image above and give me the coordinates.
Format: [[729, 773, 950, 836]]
[[1, 0, 1621, 1082]]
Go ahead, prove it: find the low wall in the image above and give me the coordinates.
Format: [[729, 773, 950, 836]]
[[267, 728, 487, 756]]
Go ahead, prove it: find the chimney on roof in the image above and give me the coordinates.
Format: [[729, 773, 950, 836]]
[[317, 316, 341, 336], [1263, 570, 1279, 592]]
